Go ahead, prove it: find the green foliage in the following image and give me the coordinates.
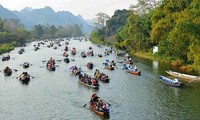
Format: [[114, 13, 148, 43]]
[[90, 29, 105, 44], [106, 9, 130, 36], [32, 24, 83, 39], [90, 0, 200, 72], [0, 43, 14, 54]]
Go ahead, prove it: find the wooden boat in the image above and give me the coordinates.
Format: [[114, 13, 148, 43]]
[[23, 62, 30, 68], [86, 62, 93, 69], [3, 68, 12, 76], [64, 58, 70, 63], [2, 55, 10, 61], [126, 70, 141, 75], [166, 70, 200, 81], [79, 78, 99, 89], [81, 52, 87, 58], [89, 96, 109, 116], [18, 72, 30, 84], [159, 76, 182, 87], [104, 66, 114, 71]]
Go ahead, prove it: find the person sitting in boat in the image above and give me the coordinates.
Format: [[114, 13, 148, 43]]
[[63, 51, 68, 57], [20, 72, 29, 80], [90, 93, 99, 104], [134, 65, 137, 71], [94, 69, 101, 78], [128, 57, 133, 63], [102, 103, 109, 112], [47, 57, 55, 68], [110, 59, 116, 66], [125, 53, 129, 58], [94, 69, 98, 76], [91, 78, 96, 86]]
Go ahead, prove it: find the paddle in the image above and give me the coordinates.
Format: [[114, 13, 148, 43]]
[[30, 75, 34, 78], [102, 99, 111, 106], [55, 65, 59, 67], [42, 60, 47, 62], [12, 69, 18, 72], [83, 102, 89, 107], [56, 60, 62, 62], [70, 59, 75, 61]]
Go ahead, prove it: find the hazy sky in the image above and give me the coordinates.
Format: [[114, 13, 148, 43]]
[[0, 0, 137, 20]]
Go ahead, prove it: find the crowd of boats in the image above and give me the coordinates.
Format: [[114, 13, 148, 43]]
[[1, 37, 200, 116]]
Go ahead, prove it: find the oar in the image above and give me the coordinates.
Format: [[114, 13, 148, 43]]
[[117, 61, 123, 64], [55, 65, 59, 67], [83, 102, 89, 107], [102, 99, 111, 106], [12, 69, 18, 72], [70, 59, 75, 61], [56, 60, 62, 62], [30, 75, 34, 78]]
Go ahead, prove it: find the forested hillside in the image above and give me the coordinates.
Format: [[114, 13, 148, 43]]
[[90, 0, 200, 73]]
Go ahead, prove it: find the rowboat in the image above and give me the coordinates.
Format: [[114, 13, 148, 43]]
[[159, 76, 182, 87], [18, 72, 30, 84], [3, 68, 12, 76], [64, 58, 70, 63], [89, 95, 109, 116], [79, 78, 99, 89], [126, 70, 141, 75], [166, 70, 200, 81], [86, 62, 93, 69], [104, 66, 114, 70], [23, 62, 30, 68]]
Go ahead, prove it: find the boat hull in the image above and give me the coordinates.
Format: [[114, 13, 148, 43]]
[[166, 70, 200, 81], [159, 76, 182, 87]]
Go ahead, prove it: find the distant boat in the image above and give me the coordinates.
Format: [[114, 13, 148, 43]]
[[166, 70, 200, 81], [159, 76, 182, 87]]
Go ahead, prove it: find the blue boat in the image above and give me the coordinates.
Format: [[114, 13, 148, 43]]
[[159, 76, 182, 87]]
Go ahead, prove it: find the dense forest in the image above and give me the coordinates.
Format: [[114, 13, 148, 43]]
[[0, 17, 83, 54], [90, 0, 200, 73]]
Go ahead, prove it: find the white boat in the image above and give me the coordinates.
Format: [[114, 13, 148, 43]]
[[159, 76, 182, 87], [166, 70, 200, 81]]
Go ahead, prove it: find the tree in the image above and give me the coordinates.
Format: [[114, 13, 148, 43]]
[[33, 24, 44, 38], [93, 12, 110, 29]]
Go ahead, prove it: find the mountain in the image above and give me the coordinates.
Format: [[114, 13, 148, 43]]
[[0, 5, 18, 19], [13, 6, 91, 33], [0, 5, 91, 33]]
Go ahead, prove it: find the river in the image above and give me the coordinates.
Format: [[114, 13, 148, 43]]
[[0, 39, 200, 120]]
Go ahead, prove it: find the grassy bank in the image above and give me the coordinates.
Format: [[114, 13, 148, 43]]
[[0, 43, 14, 55], [132, 51, 200, 74]]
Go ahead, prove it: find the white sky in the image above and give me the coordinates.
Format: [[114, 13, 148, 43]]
[[0, 0, 137, 20]]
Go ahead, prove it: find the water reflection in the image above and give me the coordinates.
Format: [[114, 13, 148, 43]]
[[153, 60, 158, 70]]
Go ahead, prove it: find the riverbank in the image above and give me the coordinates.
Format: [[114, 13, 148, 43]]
[[0, 43, 14, 55], [132, 51, 200, 74]]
